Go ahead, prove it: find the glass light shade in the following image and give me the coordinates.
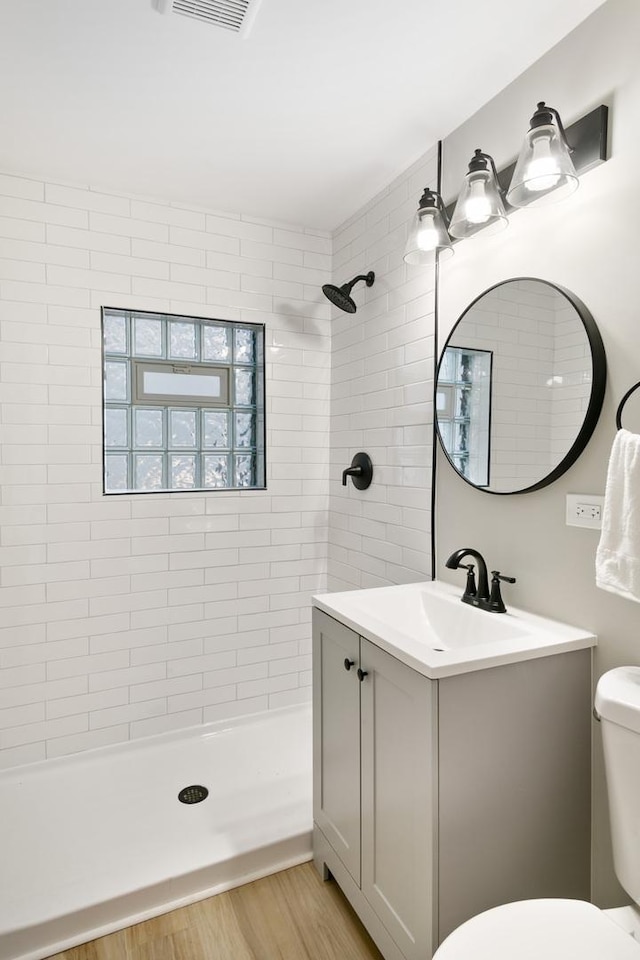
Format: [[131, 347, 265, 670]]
[[404, 189, 453, 265], [449, 151, 508, 239], [507, 103, 578, 208]]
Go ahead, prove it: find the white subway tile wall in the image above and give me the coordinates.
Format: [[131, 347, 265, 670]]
[[328, 151, 438, 591], [0, 172, 331, 768], [0, 155, 440, 769]]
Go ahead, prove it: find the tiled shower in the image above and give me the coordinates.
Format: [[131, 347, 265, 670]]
[[0, 179, 331, 767], [0, 145, 437, 769]]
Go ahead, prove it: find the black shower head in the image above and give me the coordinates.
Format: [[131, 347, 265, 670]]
[[322, 271, 375, 314], [322, 282, 357, 313]]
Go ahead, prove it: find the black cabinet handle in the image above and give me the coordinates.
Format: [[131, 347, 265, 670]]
[[344, 658, 355, 671], [357, 668, 368, 682]]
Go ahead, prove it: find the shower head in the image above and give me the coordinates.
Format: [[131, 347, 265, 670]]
[[322, 282, 357, 314], [322, 271, 375, 314]]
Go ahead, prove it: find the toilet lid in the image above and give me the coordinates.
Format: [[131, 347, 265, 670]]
[[434, 899, 640, 960]]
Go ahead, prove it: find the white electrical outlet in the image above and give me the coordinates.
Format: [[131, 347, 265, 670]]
[[566, 493, 604, 529]]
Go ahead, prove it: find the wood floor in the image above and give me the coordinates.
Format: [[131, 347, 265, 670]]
[[48, 863, 384, 960]]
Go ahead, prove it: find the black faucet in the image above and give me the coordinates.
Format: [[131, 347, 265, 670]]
[[445, 548, 516, 613]]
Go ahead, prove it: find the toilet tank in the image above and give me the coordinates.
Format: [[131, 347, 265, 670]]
[[595, 666, 640, 905]]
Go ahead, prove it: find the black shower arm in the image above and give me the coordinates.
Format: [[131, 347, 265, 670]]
[[343, 272, 375, 294]]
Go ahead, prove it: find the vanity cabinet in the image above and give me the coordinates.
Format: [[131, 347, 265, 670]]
[[313, 609, 436, 960], [312, 607, 592, 960], [313, 612, 361, 883]]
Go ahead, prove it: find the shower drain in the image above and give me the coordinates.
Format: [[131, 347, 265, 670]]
[[178, 784, 209, 804]]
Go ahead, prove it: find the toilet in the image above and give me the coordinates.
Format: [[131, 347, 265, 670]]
[[433, 666, 640, 959]]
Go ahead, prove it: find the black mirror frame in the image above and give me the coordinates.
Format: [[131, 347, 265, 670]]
[[436, 277, 607, 495]]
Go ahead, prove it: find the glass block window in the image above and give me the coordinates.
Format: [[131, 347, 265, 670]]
[[102, 309, 265, 494], [436, 346, 492, 487]]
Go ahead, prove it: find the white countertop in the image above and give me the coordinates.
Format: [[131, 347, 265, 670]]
[[313, 579, 596, 679]]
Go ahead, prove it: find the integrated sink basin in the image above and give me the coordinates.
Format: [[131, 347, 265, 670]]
[[344, 583, 527, 648], [313, 580, 596, 678]]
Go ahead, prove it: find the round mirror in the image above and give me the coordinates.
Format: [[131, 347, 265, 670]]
[[436, 278, 606, 494]]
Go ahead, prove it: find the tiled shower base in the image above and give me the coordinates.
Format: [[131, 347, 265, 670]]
[[0, 702, 312, 960]]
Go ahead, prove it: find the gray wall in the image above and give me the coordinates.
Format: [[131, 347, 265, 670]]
[[437, 0, 640, 905]]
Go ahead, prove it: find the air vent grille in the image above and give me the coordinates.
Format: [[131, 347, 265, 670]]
[[172, 0, 255, 33]]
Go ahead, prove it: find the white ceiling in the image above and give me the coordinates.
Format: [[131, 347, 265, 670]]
[[0, 0, 606, 231]]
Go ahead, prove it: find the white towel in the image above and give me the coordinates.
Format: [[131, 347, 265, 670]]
[[596, 428, 640, 602]]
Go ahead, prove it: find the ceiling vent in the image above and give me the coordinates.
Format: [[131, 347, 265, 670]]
[[153, 0, 263, 37]]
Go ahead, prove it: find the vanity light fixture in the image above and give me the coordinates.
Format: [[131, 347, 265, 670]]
[[403, 187, 453, 264], [442, 104, 607, 245], [421, 104, 606, 257], [449, 149, 508, 239], [506, 101, 578, 207]]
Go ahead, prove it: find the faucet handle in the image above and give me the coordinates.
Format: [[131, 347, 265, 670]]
[[460, 563, 477, 598], [491, 571, 516, 584], [489, 571, 516, 613]]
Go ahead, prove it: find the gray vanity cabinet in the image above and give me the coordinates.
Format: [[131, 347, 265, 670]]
[[313, 607, 592, 960], [313, 608, 437, 960], [312, 610, 361, 883], [359, 638, 437, 960]]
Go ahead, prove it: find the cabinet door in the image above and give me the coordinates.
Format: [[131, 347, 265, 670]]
[[312, 609, 361, 884], [360, 638, 437, 960]]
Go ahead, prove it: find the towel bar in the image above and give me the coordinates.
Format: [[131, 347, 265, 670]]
[[616, 381, 640, 429]]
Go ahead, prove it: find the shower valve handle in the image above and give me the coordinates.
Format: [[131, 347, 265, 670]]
[[342, 465, 363, 485], [341, 452, 373, 491]]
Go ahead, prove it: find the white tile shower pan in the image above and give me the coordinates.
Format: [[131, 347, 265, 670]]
[[0, 702, 312, 960]]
